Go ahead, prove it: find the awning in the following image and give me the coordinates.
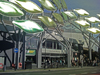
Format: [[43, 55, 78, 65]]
[[43, 31, 63, 41], [69, 38, 84, 44], [42, 55, 65, 58], [71, 49, 78, 53]]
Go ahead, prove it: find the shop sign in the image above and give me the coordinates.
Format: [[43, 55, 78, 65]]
[[26, 49, 36, 55], [42, 49, 61, 54]]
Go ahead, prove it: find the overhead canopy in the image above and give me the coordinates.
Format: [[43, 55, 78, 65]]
[[38, 0, 56, 11], [69, 38, 84, 44], [43, 31, 63, 41]]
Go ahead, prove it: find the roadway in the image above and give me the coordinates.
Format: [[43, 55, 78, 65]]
[[0, 67, 100, 75]]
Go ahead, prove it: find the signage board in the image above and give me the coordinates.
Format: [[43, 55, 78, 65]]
[[26, 49, 36, 56], [14, 48, 18, 53]]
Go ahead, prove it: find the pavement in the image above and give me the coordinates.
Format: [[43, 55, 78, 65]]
[[0, 66, 99, 74]]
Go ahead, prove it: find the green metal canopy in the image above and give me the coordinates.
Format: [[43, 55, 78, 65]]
[[73, 9, 89, 16], [87, 27, 100, 34], [52, 0, 62, 10], [0, 0, 24, 17], [38, 0, 56, 11], [15, 0, 43, 14], [97, 14, 100, 17], [52, 13, 64, 24], [61, 12, 68, 21], [75, 20, 90, 27], [85, 17, 100, 23], [62, 11, 77, 19], [38, 16, 57, 28], [60, 0, 67, 10], [12, 20, 44, 33]]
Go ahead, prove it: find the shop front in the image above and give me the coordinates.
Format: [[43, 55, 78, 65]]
[[42, 48, 66, 68], [26, 49, 36, 69]]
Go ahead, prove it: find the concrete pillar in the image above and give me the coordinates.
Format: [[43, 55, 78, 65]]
[[22, 32, 26, 69], [67, 46, 71, 67], [36, 33, 44, 68], [71, 51, 73, 60]]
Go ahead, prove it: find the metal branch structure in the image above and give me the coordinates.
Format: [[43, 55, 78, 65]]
[[0, 0, 100, 70]]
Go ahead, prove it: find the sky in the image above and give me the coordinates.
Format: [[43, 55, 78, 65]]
[[66, 0, 100, 17], [31, 0, 100, 17]]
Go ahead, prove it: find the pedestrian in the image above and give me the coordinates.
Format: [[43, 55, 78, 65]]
[[90, 60, 93, 66], [81, 59, 83, 68], [78, 60, 81, 67], [60, 59, 62, 67], [47, 59, 50, 68]]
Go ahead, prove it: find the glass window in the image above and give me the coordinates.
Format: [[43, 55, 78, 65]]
[[54, 41, 56, 49], [46, 40, 52, 49], [42, 42, 46, 48], [57, 43, 62, 49], [72, 43, 78, 51], [26, 36, 38, 49]]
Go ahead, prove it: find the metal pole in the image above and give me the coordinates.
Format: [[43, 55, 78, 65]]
[[89, 34, 92, 60], [3, 56, 6, 71], [45, 41, 46, 69], [22, 32, 26, 69], [67, 45, 71, 67], [3, 33, 6, 71], [15, 41, 19, 70], [89, 23, 92, 60], [99, 37, 100, 60], [45, 31, 46, 69]]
